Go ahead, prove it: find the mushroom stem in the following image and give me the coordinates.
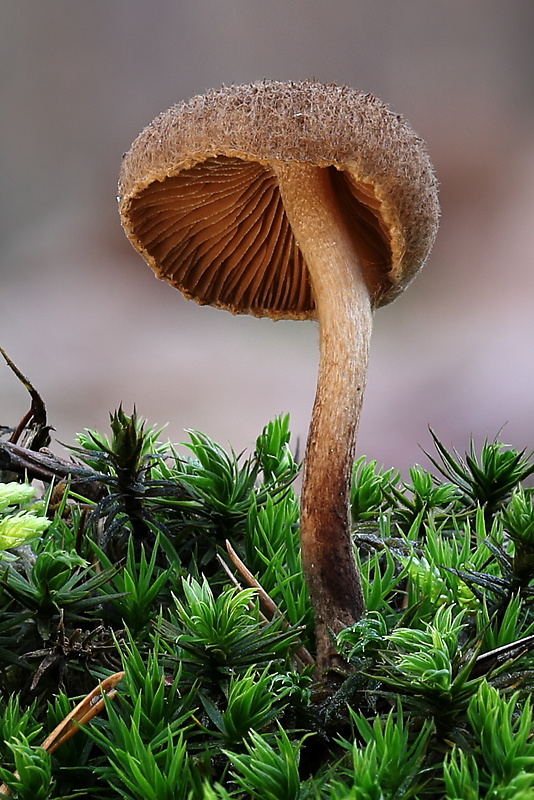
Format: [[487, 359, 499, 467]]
[[274, 162, 373, 674]]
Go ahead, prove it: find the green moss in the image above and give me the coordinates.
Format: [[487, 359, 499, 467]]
[[1, 412, 534, 798]]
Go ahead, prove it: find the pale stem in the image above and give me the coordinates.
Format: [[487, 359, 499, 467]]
[[274, 162, 373, 673]]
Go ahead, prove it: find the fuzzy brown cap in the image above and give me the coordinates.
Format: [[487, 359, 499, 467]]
[[119, 80, 439, 318]]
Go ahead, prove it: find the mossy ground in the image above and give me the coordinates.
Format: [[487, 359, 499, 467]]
[[1, 407, 534, 799]]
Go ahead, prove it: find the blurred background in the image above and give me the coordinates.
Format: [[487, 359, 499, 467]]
[[2, 0, 534, 475]]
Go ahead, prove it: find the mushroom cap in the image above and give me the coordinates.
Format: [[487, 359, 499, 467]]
[[119, 80, 439, 319]]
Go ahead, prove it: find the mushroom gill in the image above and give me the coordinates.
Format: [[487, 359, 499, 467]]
[[125, 155, 393, 317]]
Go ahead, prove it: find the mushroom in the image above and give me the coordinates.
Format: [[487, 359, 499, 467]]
[[118, 80, 439, 674]]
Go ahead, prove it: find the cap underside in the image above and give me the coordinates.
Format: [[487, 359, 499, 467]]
[[124, 156, 391, 319]]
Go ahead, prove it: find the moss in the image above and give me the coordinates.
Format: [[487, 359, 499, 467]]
[[1, 412, 534, 798]]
